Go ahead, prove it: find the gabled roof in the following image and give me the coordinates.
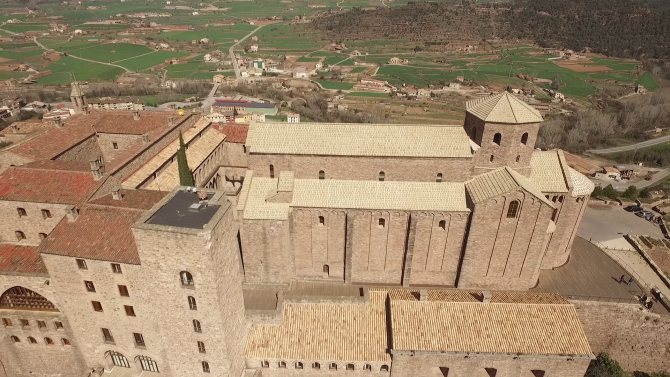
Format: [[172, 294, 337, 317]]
[[0, 244, 47, 275], [213, 123, 248, 143], [0, 166, 100, 204], [466, 92, 543, 124], [529, 150, 570, 193], [92, 111, 175, 135], [465, 167, 553, 206], [37, 205, 143, 264], [246, 122, 472, 158], [10, 114, 99, 160], [88, 189, 167, 210]]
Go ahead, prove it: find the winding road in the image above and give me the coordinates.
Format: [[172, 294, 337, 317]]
[[586, 135, 670, 155], [32, 37, 132, 73]]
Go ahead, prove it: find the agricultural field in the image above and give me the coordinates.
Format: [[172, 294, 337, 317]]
[[317, 80, 356, 90], [245, 24, 327, 55], [36, 56, 125, 85], [165, 61, 234, 79]]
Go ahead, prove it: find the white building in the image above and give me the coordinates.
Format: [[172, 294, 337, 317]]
[[249, 44, 258, 52], [287, 113, 300, 123]]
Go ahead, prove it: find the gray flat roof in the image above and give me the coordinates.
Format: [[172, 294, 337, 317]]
[[145, 190, 220, 229]]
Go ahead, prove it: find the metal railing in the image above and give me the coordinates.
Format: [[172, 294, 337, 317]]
[[587, 237, 650, 290]]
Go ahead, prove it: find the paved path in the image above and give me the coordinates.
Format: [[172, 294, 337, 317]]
[[229, 25, 263, 80], [604, 247, 670, 300], [590, 168, 670, 190], [578, 206, 666, 243], [33, 36, 132, 73], [586, 135, 670, 154]]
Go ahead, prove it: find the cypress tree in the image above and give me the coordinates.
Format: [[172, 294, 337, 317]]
[[177, 131, 194, 187]]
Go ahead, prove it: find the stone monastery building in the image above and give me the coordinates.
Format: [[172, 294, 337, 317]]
[[0, 83, 595, 377]]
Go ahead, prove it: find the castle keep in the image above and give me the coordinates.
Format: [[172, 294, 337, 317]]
[[0, 86, 594, 377]]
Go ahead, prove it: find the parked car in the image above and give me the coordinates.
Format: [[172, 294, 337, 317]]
[[625, 205, 643, 212], [637, 210, 653, 218]]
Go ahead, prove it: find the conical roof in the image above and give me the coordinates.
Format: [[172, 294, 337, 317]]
[[466, 92, 543, 124], [70, 81, 83, 97]]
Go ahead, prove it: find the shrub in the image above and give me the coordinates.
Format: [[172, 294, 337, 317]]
[[585, 353, 625, 377]]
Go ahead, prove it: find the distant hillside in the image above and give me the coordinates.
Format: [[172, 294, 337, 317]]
[[312, 0, 670, 60]]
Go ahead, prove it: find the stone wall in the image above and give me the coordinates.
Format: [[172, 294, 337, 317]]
[[291, 209, 347, 282], [224, 141, 248, 172], [0, 273, 87, 377], [193, 140, 226, 187], [248, 154, 473, 183], [97, 133, 141, 163], [390, 352, 590, 377], [574, 300, 670, 373], [249, 358, 390, 377], [458, 191, 553, 290], [53, 135, 103, 163], [240, 219, 291, 284], [542, 195, 588, 269], [0, 151, 33, 173], [0, 201, 69, 245]]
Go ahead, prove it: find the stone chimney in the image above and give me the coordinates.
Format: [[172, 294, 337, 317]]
[[89, 159, 102, 180], [482, 291, 492, 303], [53, 117, 62, 128], [168, 117, 174, 126], [65, 205, 79, 221], [111, 189, 122, 200], [133, 111, 140, 120], [419, 289, 428, 301], [142, 134, 149, 144]]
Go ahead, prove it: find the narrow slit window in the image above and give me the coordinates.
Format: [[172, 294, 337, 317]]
[[506, 200, 520, 218]]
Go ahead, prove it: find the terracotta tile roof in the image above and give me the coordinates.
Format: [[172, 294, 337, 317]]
[[213, 123, 249, 143], [20, 160, 91, 172], [0, 244, 47, 274], [88, 189, 167, 210], [0, 167, 100, 204], [246, 291, 391, 362], [246, 122, 472, 158], [0, 119, 50, 135], [466, 92, 543, 124], [10, 113, 99, 160], [92, 111, 176, 135], [466, 167, 553, 206], [563, 151, 600, 175], [491, 292, 568, 304], [37, 205, 143, 264], [390, 300, 592, 356]]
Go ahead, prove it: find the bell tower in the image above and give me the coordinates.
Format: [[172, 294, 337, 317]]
[[464, 92, 544, 176], [70, 81, 88, 114]]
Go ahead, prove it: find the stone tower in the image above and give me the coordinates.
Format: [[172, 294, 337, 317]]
[[464, 92, 543, 176], [70, 81, 87, 114]]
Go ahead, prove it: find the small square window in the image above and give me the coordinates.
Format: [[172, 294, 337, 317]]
[[37, 320, 46, 329], [17, 208, 27, 217], [54, 321, 63, 330], [133, 332, 145, 347], [2, 318, 12, 326], [92, 301, 103, 312], [102, 328, 114, 343], [118, 285, 129, 297], [112, 142, 119, 149], [20, 319, 29, 327], [76, 259, 87, 270], [124, 305, 136, 316], [41, 209, 52, 219], [111, 263, 122, 274], [84, 281, 96, 292]]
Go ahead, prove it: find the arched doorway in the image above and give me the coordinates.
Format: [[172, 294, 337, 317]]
[[0, 287, 58, 311]]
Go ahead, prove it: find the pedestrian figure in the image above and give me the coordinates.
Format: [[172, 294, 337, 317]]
[[641, 294, 648, 303], [628, 276, 634, 286], [620, 275, 626, 283], [648, 301, 654, 310]]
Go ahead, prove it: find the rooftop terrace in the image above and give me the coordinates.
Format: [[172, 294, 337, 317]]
[[145, 190, 220, 229]]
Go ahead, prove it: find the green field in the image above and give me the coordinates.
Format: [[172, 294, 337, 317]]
[[297, 56, 322, 62], [350, 66, 367, 73], [36, 56, 124, 84], [636, 72, 660, 91], [1, 24, 50, 33], [317, 80, 355, 90], [0, 49, 44, 59], [115, 51, 189, 71], [346, 92, 391, 98], [165, 61, 234, 79]]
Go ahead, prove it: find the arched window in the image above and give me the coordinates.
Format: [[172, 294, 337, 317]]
[[552, 196, 557, 202], [15, 230, 25, 241], [261, 360, 269, 368], [531, 371, 546, 377], [489, 155, 494, 163], [136, 355, 159, 372], [438, 220, 446, 230], [379, 171, 385, 181], [28, 336, 37, 344], [347, 364, 355, 370], [188, 296, 197, 310], [323, 265, 330, 276], [381, 365, 389, 372], [0, 287, 58, 311], [10, 335, 20, 343], [313, 362, 321, 369], [106, 350, 130, 368], [485, 367, 497, 377], [506, 200, 520, 218], [202, 361, 210, 373], [436, 173, 443, 182], [269, 165, 275, 178], [198, 341, 206, 353], [493, 133, 502, 145], [296, 362, 304, 369], [379, 218, 385, 228], [319, 170, 325, 180], [44, 337, 54, 345], [364, 364, 372, 371], [61, 338, 71, 346], [516, 155, 520, 163], [558, 195, 564, 203], [180, 271, 194, 286], [193, 319, 202, 333], [279, 361, 286, 368], [318, 216, 325, 225], [521, 132, 529, 145], [330, 363, 338, 370]]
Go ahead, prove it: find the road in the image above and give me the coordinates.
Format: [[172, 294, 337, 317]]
[[590, 168, 670, 190], [229, 25, 263, 80], [158, 83, 220, 111], [32, 36, 132, 73], [586, 135, 670, 155]]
